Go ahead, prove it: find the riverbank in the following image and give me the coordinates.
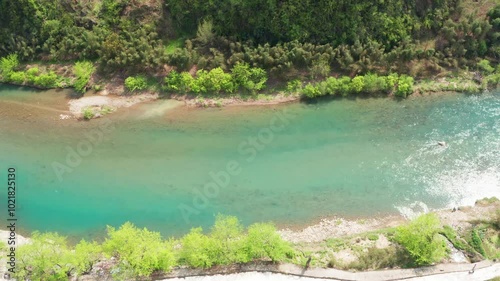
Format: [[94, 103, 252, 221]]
[[279, 197, 500, 243], [1, 58, 498, 120], [0, 198, 498, 280]]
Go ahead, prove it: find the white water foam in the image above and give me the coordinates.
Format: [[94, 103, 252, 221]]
[[394, 201, 430, 220], [392, 93, 500, 218]]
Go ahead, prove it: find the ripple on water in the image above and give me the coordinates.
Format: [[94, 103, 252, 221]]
[[0, 86, 499, 237], [391, 92, 500, 217]]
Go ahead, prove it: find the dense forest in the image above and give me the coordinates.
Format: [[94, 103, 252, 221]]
[[0, 0, 499, 99]]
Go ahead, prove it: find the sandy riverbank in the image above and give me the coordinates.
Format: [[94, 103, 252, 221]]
[[278, 198, 499, 243]]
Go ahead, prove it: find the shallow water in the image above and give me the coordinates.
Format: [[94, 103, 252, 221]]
[[0, 85, 499, 239]]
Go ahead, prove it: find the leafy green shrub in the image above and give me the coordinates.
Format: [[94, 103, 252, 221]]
[[231, 63, 267, 93], [363, 73, 390, 94], [477, 59, 495, 74], [15, 232, 70, 281], [286, 79, 303, 93], [164, 70, 195, 94], [485, 73, 500, 88], [124, 76, 148, 92], [11, 216, 296, 278], [164, 70, 182, 92], [179, 215, 292, 268], [103, 222, 176, 278], [385, 73, 399, 90], [0, 54, 19, 77], [302, 83, 321, 98], [395, 75, 414, 97], [469, 228, 486, 257], [33, 72, 58, 88], [26, 67, 39, 76], [179, 227, 219, 268], [350, 76, 365, 94], [296, 73, 412, 99], [367, 234, 379, 241], [324, 77, 340, 95], [193, 67, 235, 95], [73, 61, 95, 93], [83, 108, 95, 120], [394, 213, 447, 265], [9, 71, 26, 84], [71, 240, 102, 276], [209, 214, 249, 264], [179, 215, 249, 268], [26, 67, 39, 83], [245, 222, 294, 262], [337, 76, 352, 96]]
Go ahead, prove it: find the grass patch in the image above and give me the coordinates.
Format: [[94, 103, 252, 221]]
[[82, 107, 95, 120], [346, 247, 411, 270], [164, 38, 184, 55], [325, 238, 347, 251], [440, 225, 469, 251]]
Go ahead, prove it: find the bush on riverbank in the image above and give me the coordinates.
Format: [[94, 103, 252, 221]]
[[16, 232, 71, 281], [164, 64, 268, 96], [103, 222, 176, 278], [13, 215, 294, 281], [124, 75, 148, 92], [179, 215, 294, 268], [0, 54, 68, 88], [0, 54, 18, 78], [73, 61, 95, 93], [299, 73, 414, 99], [394, 213, 447, 265]]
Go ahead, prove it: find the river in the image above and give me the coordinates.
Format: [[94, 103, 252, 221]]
[[0, 85, 498, 240]]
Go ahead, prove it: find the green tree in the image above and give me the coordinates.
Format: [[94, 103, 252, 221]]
[[209, 214, 250, 264], [0, 54, 19, 78], [477, 59, 495, 74], [245, 223, 295, 262], [33, 72, 59, 88], [350, 76, 365, 94], [194, 68, 235, 95], [301, 83, 321, 98], [231, 63, 268, 93], [179, 227, 218, 268], [15, 232, 71, 281], [395, 75, 414, 97], [394, 213, 447, 265], [70, 240, 102, 276], [103, 222, 176, 278]]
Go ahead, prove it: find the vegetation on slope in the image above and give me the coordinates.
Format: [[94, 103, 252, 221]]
[[9, 207, 500, 280], [0, 0, 499, 101], [13, 215, 295, 281]]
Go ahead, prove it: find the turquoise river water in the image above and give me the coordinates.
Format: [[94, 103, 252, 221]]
[[0, 85, 499, 240]]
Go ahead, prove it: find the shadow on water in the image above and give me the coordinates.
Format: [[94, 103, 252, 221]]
[[66, 89, 83, 99]]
